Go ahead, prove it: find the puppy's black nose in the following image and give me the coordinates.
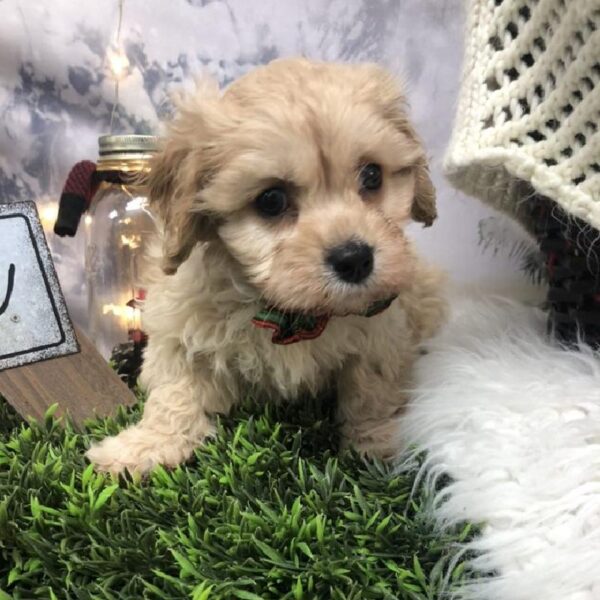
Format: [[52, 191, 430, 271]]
[[326, 240, 374, 284]]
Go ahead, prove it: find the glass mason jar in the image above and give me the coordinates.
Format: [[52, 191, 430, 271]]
[[85, 134, 158, 359]]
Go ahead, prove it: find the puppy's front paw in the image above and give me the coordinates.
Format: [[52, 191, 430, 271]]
[[341, 420, 401, 462], [86, 423, 215, 476]]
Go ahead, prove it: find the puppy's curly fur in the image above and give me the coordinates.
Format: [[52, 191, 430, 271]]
[[87, 58, 446, 475]]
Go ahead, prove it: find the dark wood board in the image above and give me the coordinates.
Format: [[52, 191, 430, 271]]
[[0, 326, 137, 428]]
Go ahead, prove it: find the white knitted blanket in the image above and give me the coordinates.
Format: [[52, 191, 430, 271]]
[[445, 0, 599, 227]]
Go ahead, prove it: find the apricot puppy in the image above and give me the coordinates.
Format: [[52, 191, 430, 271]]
[[87, 58, 446, 475]]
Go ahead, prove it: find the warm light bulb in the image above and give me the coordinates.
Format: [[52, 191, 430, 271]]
[[107, 45, 129, 80], [39, 202, 59, 231], [120, 234, 140, 248], [102, 302, 141, 329]]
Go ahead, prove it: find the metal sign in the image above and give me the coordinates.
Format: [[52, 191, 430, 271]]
[[0, 201, 78, 371]]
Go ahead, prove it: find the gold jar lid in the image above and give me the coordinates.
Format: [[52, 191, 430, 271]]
[[97, 134, 160, 172]]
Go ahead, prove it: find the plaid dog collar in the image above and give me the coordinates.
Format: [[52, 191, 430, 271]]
[[252, 296, 397, 345]]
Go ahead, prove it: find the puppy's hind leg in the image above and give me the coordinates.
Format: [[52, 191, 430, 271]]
[[87, 340, 232, 476]]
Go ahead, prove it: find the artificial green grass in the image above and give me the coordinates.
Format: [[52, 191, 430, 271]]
[[0, 392, 470, 599]]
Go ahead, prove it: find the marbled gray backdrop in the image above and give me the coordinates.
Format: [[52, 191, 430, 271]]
[[0, 0, 536, 333]]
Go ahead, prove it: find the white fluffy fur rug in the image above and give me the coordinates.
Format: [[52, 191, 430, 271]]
[[399, 295, 600, 600]]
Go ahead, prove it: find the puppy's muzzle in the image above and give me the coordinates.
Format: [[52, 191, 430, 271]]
[[326, 239, 374, 284]]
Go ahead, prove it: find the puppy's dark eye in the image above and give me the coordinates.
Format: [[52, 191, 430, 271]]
[[359, 163, 383, 192], [255, 187, 289, 217]]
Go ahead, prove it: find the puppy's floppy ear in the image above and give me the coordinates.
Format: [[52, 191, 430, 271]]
[[410, 157, 437, 227], [390, 97, 437, 228], [357, 63, 437, 227], [147, 81, 220, 275]]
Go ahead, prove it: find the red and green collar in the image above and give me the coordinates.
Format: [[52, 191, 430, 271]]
[[252, 296, 397, 345]]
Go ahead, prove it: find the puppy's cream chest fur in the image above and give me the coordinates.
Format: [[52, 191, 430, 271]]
[[208, 304, 411, 400], [141, 243, 413, 400]]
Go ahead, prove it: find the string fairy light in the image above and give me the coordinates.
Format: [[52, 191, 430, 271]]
[[108, 0, 128, 132], [39, 199, 59, 231], [102, 300, 142, 330]]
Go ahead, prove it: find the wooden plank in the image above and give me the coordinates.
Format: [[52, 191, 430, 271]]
[[0, 326, 137, 427]]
